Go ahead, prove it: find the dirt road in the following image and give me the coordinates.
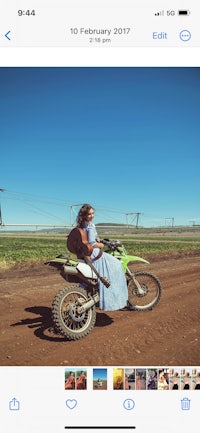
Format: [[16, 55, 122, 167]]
[[0, 251, 199, 366]]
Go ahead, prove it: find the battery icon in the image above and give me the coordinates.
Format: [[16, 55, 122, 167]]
[[178, 10, 190, 16]]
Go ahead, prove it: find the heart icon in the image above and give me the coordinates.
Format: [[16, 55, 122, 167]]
[[66, 399, 77, 409]]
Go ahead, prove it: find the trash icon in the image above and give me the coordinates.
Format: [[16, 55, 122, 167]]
[[181, 397, 191, 410]]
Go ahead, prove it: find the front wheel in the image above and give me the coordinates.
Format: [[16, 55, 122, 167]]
[[52, 284, 96, 340], [128, 271, 162, 311]]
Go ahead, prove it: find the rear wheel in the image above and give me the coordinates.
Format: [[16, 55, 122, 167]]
[[128, 271, 162, 311], [52, 284, 96, 340]]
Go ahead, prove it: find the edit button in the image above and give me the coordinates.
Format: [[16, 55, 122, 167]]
[[152, 32, 168, 39]]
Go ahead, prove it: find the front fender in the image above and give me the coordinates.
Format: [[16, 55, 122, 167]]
[[106, 250, 149, 270], [125, 255, 149, 264], [120, 255, 149, 272]]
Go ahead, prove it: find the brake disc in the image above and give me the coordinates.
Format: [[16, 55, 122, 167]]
[[133, 284, 148, 297], [68, 304, 86, 322]]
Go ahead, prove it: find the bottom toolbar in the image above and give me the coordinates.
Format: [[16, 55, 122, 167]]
[[0, 366, 199, 433]]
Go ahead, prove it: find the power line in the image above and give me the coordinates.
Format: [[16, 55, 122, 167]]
[[126, 212, 143, 228], [1, 188, 70, 205], [1, 187, 146, 227], [165, 217, 174, 227]]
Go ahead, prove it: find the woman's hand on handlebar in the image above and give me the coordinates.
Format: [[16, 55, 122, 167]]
[[94, 238, 105, 249]]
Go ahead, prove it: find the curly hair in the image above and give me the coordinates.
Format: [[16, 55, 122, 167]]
[[76, 203, 94, 227]]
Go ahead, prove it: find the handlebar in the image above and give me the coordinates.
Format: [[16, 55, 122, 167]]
[[100, 239, 122, 250]]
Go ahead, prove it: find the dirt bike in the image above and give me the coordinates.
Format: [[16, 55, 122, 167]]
[[45, 239, 162, 340]]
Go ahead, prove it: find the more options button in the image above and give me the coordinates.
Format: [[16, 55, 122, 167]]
[[179, 30, 191, 42], [152, 31, 168, 40]]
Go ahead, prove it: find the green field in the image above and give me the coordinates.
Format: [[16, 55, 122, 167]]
[[1, 230, 200, 267]]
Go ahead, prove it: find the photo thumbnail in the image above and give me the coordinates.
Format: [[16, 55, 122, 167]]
[[93, 368, 107, 390], [65, 368, 87, 390]]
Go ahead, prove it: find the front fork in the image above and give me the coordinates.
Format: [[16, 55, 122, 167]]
[[126, 266, 144, 295]]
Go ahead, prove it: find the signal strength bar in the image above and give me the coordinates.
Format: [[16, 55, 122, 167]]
[[155, 10, 164, 16]]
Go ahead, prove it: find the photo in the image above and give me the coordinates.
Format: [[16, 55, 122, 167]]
[[169, 368, 181, 390], [125, 368, 135, 390], [75, 369, 87, 390], [93, 368, 107, 390], [0, 67, 200, 367], [146, 369, 158, 390], [157, 368, 169, 390], [65, 369, 76, 390], [135, 369, 146, 390], [191, 369, 200, 390], [113, 368, 125, 390], [180, 369, 192, 390]]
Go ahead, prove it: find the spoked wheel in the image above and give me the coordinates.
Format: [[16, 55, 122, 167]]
[[52, 284, 96, 340], [128, 271, 162, 311]]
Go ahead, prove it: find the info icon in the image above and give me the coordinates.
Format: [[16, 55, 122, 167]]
[[123, 399, 135, 410]]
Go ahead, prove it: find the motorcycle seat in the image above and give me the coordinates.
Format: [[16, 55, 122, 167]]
[[56, 254, 86, 263]]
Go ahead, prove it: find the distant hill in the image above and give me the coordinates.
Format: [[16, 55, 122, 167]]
[[96, 223, 129, 226]]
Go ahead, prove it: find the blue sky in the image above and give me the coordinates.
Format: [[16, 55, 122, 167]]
[[93, 368, 107, 381], [0, 67, 200, 227]]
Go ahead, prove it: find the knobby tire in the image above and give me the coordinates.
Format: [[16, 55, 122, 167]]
[[52, 284, 96, 340], [128, 271, 162, 311]]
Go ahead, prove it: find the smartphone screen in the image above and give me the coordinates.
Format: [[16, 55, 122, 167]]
[[0, 1, 199, 432]]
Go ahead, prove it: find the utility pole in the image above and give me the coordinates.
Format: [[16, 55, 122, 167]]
[[165, 217, 174, 227], [135, 212, 143, 228], [0, 189, 5, 225], [125, 213, 133, 228], [126, 212, 143, 228]]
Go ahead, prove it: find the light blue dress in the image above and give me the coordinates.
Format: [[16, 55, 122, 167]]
[[83, 222, 128, 311]]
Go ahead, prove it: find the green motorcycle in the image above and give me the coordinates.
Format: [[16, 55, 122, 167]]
[[46, 239, 162, 340]]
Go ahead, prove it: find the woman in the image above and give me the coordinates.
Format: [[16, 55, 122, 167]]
[[125, 374, 130, 390], [136, 374, 141, 390], [194, 372, 200, 390], [182, 372, 190, 390], [76, 204, 128, 311], [65, 371, 75, 390], [158, 370, 169, 390], [76, 371, 86, 390], [171, 372, 179, 390]]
